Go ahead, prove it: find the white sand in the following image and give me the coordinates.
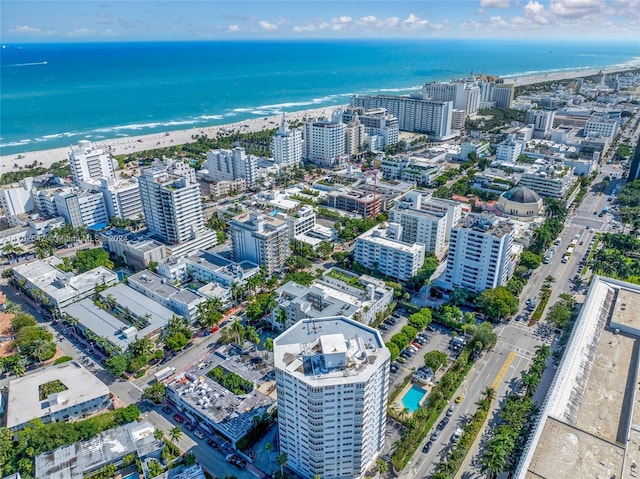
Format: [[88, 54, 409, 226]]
[[2, 62, 638, 177]]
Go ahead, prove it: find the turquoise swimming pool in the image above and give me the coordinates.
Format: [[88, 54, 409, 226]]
[[402, 385, 427, 413], [122, 473, 139, 479]]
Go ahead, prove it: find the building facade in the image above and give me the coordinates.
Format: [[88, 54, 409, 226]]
[[350, 94, 452, 140], [272, 115, 304, 167], [354, 223, 426, 281], [305, 119, 347, 168], [205, 147, 258, 187], [441, 214, 516, 294], [54, 189, 108, 229], [340, 107, 399, 149], [68, 141, 115, 186], [96, 177, 143, 220], [138, 166, 204, 245], [229, 211, 290, 275], [274, 316, 390, 479]]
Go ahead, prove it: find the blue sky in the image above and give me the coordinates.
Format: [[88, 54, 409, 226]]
[[2, 0, 639, 42]]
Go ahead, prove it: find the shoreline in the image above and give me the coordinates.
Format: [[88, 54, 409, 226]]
[[2, 62, 639, 177]]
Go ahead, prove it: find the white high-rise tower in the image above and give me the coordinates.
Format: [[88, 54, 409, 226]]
[[272, 115, 303, 167], [68, 141, 115, 186], [274, 316, 390, 479]]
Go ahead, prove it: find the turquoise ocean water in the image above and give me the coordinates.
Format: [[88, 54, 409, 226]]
[[1, 40, 638, 156]]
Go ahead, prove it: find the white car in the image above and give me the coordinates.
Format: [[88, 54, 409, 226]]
[[194, 430, 205, 439]]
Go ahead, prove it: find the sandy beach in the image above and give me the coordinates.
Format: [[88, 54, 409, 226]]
[[2, 63, 638, 177]]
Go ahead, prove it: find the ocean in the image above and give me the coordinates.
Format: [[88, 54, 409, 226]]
[[1, 39, 638, 156]]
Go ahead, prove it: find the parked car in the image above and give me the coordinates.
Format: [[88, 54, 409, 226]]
[[446, 406, 455, 417], [422, 441, 433, 453], [430, 430, 440, 441], [455, 394, 464, 403], [173, 414, 184, 423], [194, 430, 205, 439], [162, 406, 172, 414], [184, 423, 195, 431]]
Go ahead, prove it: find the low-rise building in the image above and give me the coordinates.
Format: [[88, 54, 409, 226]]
[[166, 347, 275, 447], [13, 258, 118, 311], [6, 360, 111, 430], [355, 223, 426, 281], [272, 267, 393, 330], [35, 421, 163, 479], [127, 270, 205, 322], [102, 229, 168, 271]]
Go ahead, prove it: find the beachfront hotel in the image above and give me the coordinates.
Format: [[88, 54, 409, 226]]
[[304, 117, 347, 168], [274, 316, 390, 479], [349, 94, 453, 140], [68, 140, 115, 186], [205, 146, 258, 187], [272, 115, 304, 167]]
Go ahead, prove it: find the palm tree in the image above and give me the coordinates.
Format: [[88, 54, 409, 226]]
[[377, 458, 389, 474], [276, 452, 288, 478], [154, 428, 164, 442], [169, 425, 182, 445], [231, 320, 245, 344], [265, 442, 273, 467]]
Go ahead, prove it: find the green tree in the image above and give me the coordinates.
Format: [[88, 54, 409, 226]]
[[169, 426, 182, 445], [142, 382, 167, 404], [476, 287, 518, 322], [73, 248, 114, 272], [377, 458, 389, 474], [164, 331, 189, 352], [105, 354, 129, 376], [519, 251, 542, 270], [450, 287, 472, 306], [276, 452, 288, 478], [154, 428, 165, 441], [470, 322, 498, 351], [424, 350, 448, 371]]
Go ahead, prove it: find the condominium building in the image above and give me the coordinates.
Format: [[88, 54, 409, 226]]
[[396, 190, 463, 242], [388, 203, 447, 257], [518, 162, 578, 199], [205, 146, 258, 187], [493, 83, 514, 109], [68, 140, 115, 186], [440, 214, 516, 294], [229, 211, 290, 275], [92, 177, 143, 220], [628, 136, 640, 181], [496, 135, 525, 162], [340, 107, 399, 149], [458, 141, 491, 161], [354, 223, 425, 281], [526, 109, 556, 139], [138, 166, 204, 245], [33, 187, 73, 219], [350, 94, 452, 140], [54, 189, 108, 229], [272, 115, 303, 167], [101, 229, 167, 271], [279, 205, 316, 237], [273, 268, 393, 329], [304, 118, 347, 168], [274, 316, 390, 479]]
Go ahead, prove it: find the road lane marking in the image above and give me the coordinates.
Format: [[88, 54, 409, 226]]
[[491, 351, 517, 391]]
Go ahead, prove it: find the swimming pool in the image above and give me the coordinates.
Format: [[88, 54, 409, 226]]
[[122, 473, 139, 479], [402, 385, 427, 413]]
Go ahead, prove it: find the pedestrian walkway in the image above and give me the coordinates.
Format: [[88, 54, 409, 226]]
[[495, 341, 535, 360]]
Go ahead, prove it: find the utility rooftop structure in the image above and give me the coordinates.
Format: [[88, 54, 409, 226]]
[[35, 421, 161, 479], [274, 316, 390, 479], [516, 276, 640, 479], [6, 360, 110, 430]]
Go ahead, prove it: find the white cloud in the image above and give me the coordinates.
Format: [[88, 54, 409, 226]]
[[403, 13, 430, 29], [227, 24, 241, 32], [258, 20, 278, 31], [66, 28, 94, 37], [523, 1, 550, 23], [480, 0, 511, 7], [550, 0, 603, 18], [10, 25, 43, 35]]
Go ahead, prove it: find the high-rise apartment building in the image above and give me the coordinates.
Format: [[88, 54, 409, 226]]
[[229, 211, 290, 275], [422, 78, 480, 116], [526, 109, 556, 139], [206, 146, 258, 187], [54, 189, 108, 229], [441, 214, 516, 293], [388, 204, 447, 257], [68, 141, 115, 186], [493, 84, 514, 109], [274, 316, 390, 479], [496, 135, 525, 162], [138, 167, 204, 245], [97, 177, 143, 220], [350, 94, 452, 140], [304, 118, 347, 168], [354, 223, 425, 281], [345, 115, 366, 156], [628, 136, 640, 181], [272, 115, 303, 167]]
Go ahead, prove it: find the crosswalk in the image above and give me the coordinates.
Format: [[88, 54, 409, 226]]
[[496, 340, 535, 359]]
